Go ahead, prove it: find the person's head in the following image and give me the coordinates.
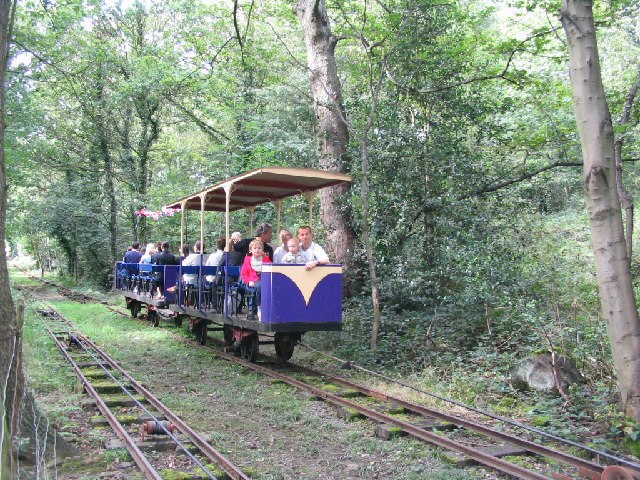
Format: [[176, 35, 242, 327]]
[[249, 239, 264, 258], [287, 238, 299, 255], [216, 237, 226, 251], [279, 229, 292, 246], [155, 241, 163, 253], [162, 241, 170, 251], [145, 243, 155, 255], [194, 240, 202, 254], [132, 241, 140, 251], [226, 239, 236, 252], [297, 226, 313, 249], [181, 244, 191, 257], [231, 232, 242, 243], [255, 223, 273, 243]]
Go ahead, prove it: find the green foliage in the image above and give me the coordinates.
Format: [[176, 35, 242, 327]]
[[7, 0, 640, 435], [102, 448, 131, 463], [604, 408, 640, 455]]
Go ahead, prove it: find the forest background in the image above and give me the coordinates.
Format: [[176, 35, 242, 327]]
[[5, 0, 640, 453]]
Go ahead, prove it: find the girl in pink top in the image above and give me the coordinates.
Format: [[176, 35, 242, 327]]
[[240, 240, 271, 320]]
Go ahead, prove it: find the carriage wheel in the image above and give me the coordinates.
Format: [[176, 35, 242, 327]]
[[199, 322, 208, 345], [223, 325, 234, 345], [274, 333, 295, 362], [130, 301, 140, 319], [194, 321, 207, 345], [148, 310, 160, 327], [239, 334, 259, 362]]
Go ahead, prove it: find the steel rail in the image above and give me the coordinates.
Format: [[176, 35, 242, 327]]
[[63, 320, 250, 480], [288, 364, 607, 477], [39, 318, 163, 480], [103, 300, 610, 478], [298, 341, 640, 472], [44, 311, 221, 480], [103, 303, 580, 478], [202, 350, 553, 480], [33, 276, 633, 478]]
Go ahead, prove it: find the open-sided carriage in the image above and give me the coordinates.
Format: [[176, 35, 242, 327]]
[[114, 167, 351, 362]]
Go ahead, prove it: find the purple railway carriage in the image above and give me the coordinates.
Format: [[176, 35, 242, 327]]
[[114, 167, 351, 362]]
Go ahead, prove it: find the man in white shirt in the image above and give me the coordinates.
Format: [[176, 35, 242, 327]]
[[205, 237, 225, 282], [297, 226, 329, 270], [182, 241, 207, 283]]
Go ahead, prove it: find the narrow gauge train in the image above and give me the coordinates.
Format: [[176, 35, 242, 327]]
[[114, 167, 351, 362]]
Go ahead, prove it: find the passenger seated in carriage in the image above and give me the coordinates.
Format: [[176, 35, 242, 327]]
[[205, 236, 225, 282], [213, 238, 243, 283], [298, 226, 329, 270], [123, 241, 142, 263], [240, 239, 271, 320], [281, 238, 305, 264], [181, 241, 207, 283], [150, 241, 178, 298], [140, 243, 156, 264], [152, 241, 178, 266], [235, 223, 274, 261], [273, 229, 292, 263]]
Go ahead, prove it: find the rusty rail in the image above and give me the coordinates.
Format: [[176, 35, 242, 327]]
[[40, 317, 163, 480], [43, 308, 249, 480], [294, 364, 608, 477], [33, 276, 639, 480]]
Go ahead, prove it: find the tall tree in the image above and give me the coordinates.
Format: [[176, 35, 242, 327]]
[[0, 0, 20, 474], [561, 0, 640, 419], [295, 0, 355, 265]]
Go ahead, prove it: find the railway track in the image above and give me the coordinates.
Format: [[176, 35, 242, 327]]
[[104, 302, 640, 480], [36, 306, 249, 480], [195, 348, 637, 479], [22, 274, 640, 479]]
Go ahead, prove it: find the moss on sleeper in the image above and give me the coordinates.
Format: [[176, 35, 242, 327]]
[[81, 367, 108, 379]]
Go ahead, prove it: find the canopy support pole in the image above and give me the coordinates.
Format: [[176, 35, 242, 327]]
[[223, 184, 233, 251], [248, 206, 255, 236], [180, 201, 187, 254], [305, 192, 314, 228], [199, 194, 205, 253], [275, 199, 282, 235]]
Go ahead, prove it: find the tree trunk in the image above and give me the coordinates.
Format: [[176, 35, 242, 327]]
[[0, 0, 19, 473], [614, 81, 637, 260], [562, 0, 640, 419], [104, 146, 118, 262], [295, 0, 355, 266], [134, 100, 160, 245], [95, 68, 118, 263], [358, 57, 386, 351], [361, 135, 382, 350]]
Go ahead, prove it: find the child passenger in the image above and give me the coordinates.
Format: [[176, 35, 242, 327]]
[[240, 239, 272, 320], [281, 238, 305, 264]]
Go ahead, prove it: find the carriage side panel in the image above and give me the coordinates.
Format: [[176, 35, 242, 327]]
[[262, 265, 342, 324], [162, 265, 178, 302]]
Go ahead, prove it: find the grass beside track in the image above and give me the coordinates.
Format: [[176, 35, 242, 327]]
[[11, 269, 489, 479]]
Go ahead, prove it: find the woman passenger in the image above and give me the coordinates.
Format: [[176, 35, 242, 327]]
[[139, 243, 156, 264], [273, 229, 292, 263]]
